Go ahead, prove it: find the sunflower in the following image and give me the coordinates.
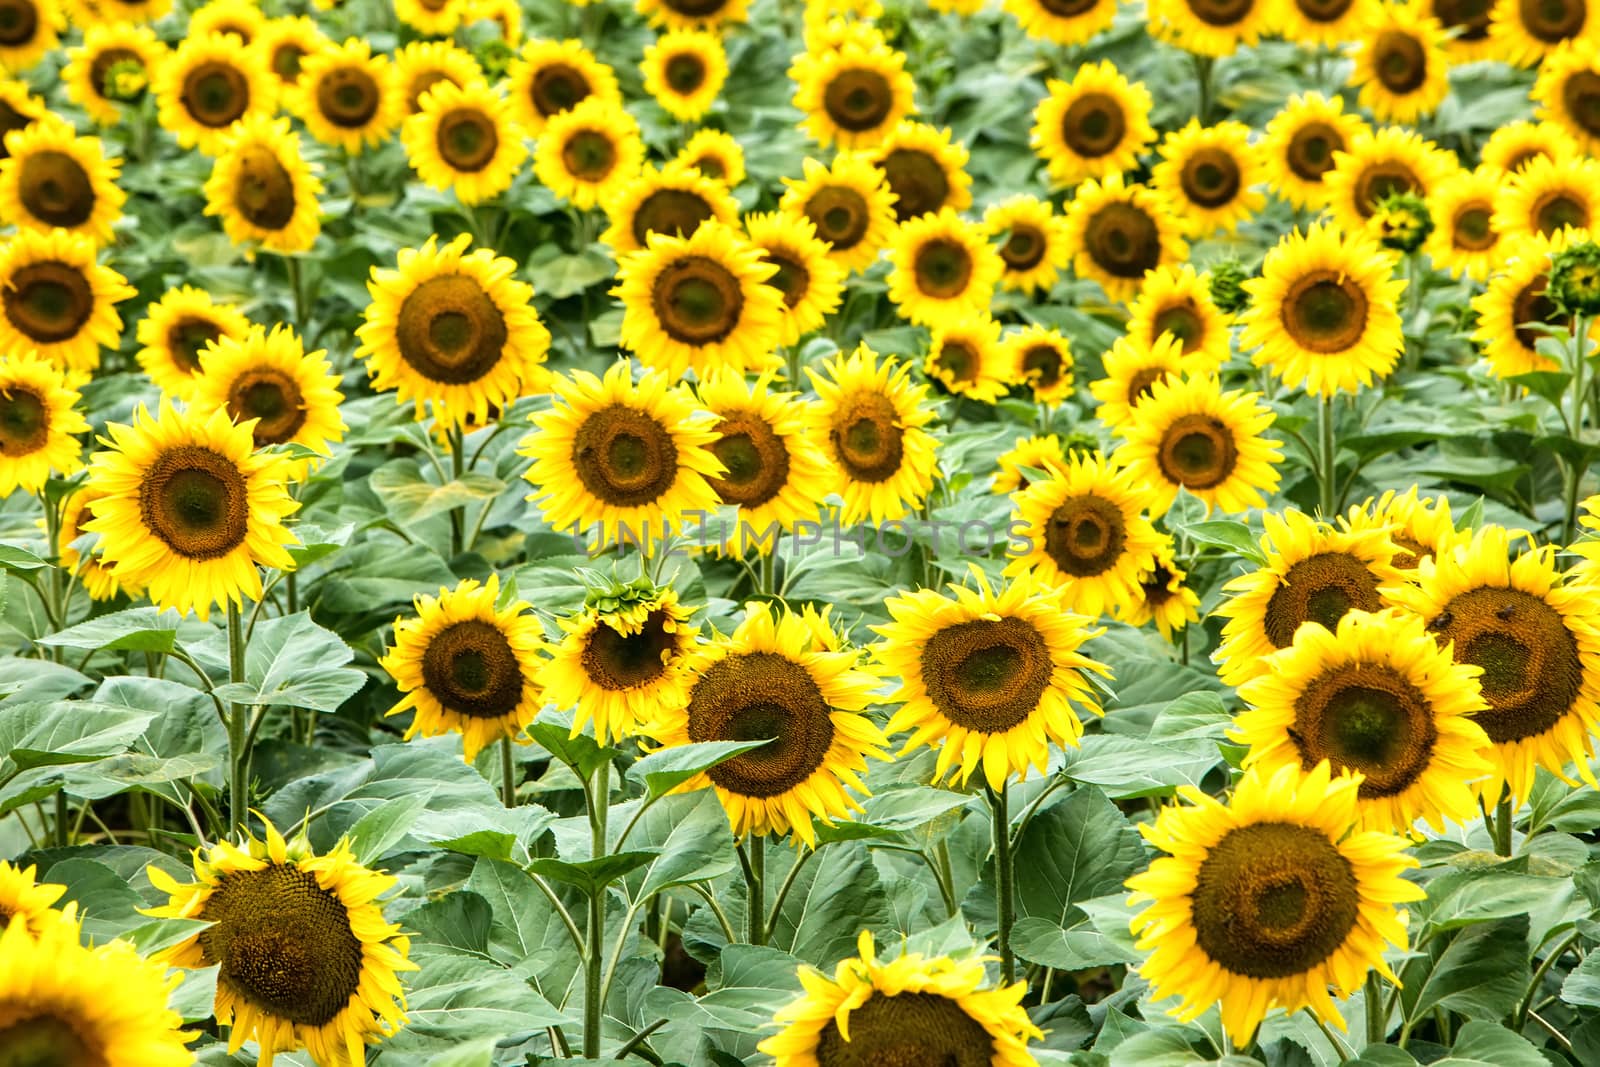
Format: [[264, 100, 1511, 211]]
[[0, 0, 59, 72], [1126, 760, 1425, 1046], [0, 351, 87, 498], [380, 574, 544, 760], [1489, 0, 1594, 66], [1125, 263, 1232, 372], [204, 114, 324, 255], [602, 162, 740, 256], [1002, 324, 1075, 405], [1004, 0, 1117, 44], [192, 323, 345, 476], [533, 97, 644, 211], [521, 360, 722, 547], [394, 0, 466, 35], [778, 153, 898, 275], [875, 568, 1109, 790], [1425, 167, 1503, 281], [155, 33, 276, 156], [1272, 0, 1376, 46], [1090, 332, 1188, 432], [865, 121, 971, 224], [984, 195, 1070, 294], [636, 0, 749, 33], [614, 220, 785, 379], [75, 0, 171, 23], [1492, 153, 1600, 242], [645, 601, 886, 844], [1212, 509, 1405, 687], [1151, 120, 1264, 238], [189, 0, 265, 44], [1062, 175, 1189, 305], [0, 117, 125, 246], [1148, 0, 1270, 56], [0, 227, 135, 376], [886, 208, 1002, 326], [544, 586, 696, 742], [1003, 451, 1163, 619], [254, 16, 327, 87], [0, 916, 194, 1066], [393, 40, 481, 115], [675, 128, 744, 187], [1533, 43, 1600, 156], [1482, 118, 1581, 175], [1240, 222, 1406, 397], [807, 343, 939, 525], [1127, 543, 1203, 639], [1030, 61, 1155, 188], [290, 39, 401, 154], [802, 13, 885, 54], [467, 0, 522, 43], [1349, 4, 1452, 124], [63, 22, 166, 126], [742, 210, 844, 346], [357, 233, 550, 428], [790, 37, 915, 150], [1340, 485, 1463, 571], [642, 29, 727, 123], [0, 858, 69, 933], [992, 433, 1068, 495], [1114, 373, 1283, 517], [1388, 525, 1600, 803], [147, 821, 415, 1067], [1422, 0, 1496, 60], [134, 287, 248, 400], [1470, 231, 1579, 379], [59, 484, 130, 601], [0, 77, 42, 161], [1322, 127, 1457, 237], [1259, 92, 1370, 210], [401, 80, 527, 206], [505, 38, 622, 136], [925, 313, 1008, 403]]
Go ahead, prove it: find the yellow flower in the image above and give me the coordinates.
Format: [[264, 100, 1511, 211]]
[[984, 194, 1070, 293], [0, 118, 123, 246], [1340, 485, 1464, 571], [253, 15, 329, 87], [1090, 331, 1188, 432], [1126, 542, 1203, 639], [674, 128, 745, 186], [925, 312, 1009, 403], [886, 207, 1002, 326], [0, 227, 135, 376], [742, 210, 844, 346], [1470, 230, 1591, 379], [1125, 263, 1232, 371], [1482, 118, 1581, 176], [643, 28, 727, 122], [1349, 3, 1452, 124], [1492, 152, 1600, 242], [289, 38, 402, 154], [1062, 174, 1189, 305], [59, 484, 132, 601], [865, 120, 971, 223], [1004, 0, 1117, 44], [790, 36, 915, 150], [1002, 323, 1075, 404], [1533, 42, 1600, 156], [1425, 166, 1503, 281], [1272, 0, 1377, 46], [394, 0, 467, 35], [392, 40, 482, 115], [204, 114, 325, 255], [1151, 119, 1264, 237], [602, 162, 740, 256], [992, 433, 1068, 495], [63, 22, 166, 126], [533, 97, 644, 210], [402, 79, 528, 206], [1030, 60, 1155, 187], [636, 0, 749, 32], [0, 352, 88, 498], [155, 33, 276, 156], [1323, 126, 1458, 238], [189, 0, 266, 44], [0, 0, 60, 72], [1489, 0, 1594, 66], [1260, 91, 1370, 209], [1149, 0, 1270, 56], [0, 859, 70, 933], [135, 286, 251, 401], [0, 78, 45, 159], [777, 152, 898, 274], [1420, 0, 1496, 60], [505, 38, 621, 136]]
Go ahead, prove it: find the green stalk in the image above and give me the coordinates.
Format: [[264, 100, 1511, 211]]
[[227, 601, 249, 836], [1565, 313, 1590, 543], [500, 737, 517, 808], [1494, 790, 1514, 857], [1365, 971, 1386, 1045], [744, 835, 767, 946], [38, 490, 63, 654], [583, 760, 610, 1058], [1318, 394, 1337, 519], [1193, 55, 1215, 124], [447, 425, 465, 558], [988, 784, 1016, 985]]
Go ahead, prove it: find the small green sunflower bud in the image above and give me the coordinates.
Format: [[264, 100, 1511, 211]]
[[1207, 260, 1251, 316], [1372, 191, 1432, 255], [103, 59, 148, 103], [1548, 240, 1600, 316]]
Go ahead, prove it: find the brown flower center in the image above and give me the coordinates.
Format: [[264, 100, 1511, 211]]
[[1153, 302, 1206, 351], [1433, 0, 1492, 39], [137, 445, 250, 561], [395, 273, 509, 385], [1083, 201, 1162, 280], [1261, 551, 1383, 648], [0, 384, 46, 456], [804, 185, 870, 249], [182, 60, 250, 129], [815, 991, 996, 1067], [1060, 92, 1125, 158], [823, 68, 893, 133], [1180, 146, 1241, 208], [435, 107, 498, 172], [1281, 270, 1370, 353], [1451, 204, 1495, 251], [1021, 343, 1066, 388], [167, 317, 222, 374], [232, 144, 297, 231], [880, 147, 948, 222], [90, 47, 143, 101], [1043, 493, 1127, 578], [1511, 276, 1569, 352], [315, 65, 380, 128], [1285, 121, 1345, 182], [762, 250, 810, 308], [1291, 663, 1439, 796], [1518, 0, 1586, 42], [2, 261, 93, 344], [1353, 160, 1423, 218], [1373, 30, 1428, 94], [1532, 188, 1590, 235], [226, 367, 307, 446], [687, 651, 834, 798], [580, 608, 678, 690], [571, 403, 680, 507], [829, 390, 903, 482], [709, 411, 790, 507], [530, 63, 591, 118], [1156, 413, 1238, 491], [17, 150, 92, 229], [999, 222, 1046, 271], [562, 129, 617, 182], [631, 188, 716, 247], [0, 1014, 103, 1067], [919, 616, 1053, 735], [422, 618, 526, 717], [1296, 0, 1354, 22], [1561, 70, 1600, 136], [1186, 0, 1255, 27], [650, 254, 744, 345], [664, 53, 706, 95], [911, 237, 973, 299]]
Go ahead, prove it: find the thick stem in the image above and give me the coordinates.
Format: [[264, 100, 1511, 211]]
[[227, 601, 249, 836], [1318, 394, 1337, 519], [1494, 789, 1514, 857], [447, 426, 465, 558], [1193, 55, 1215, 123], [1565, 313, 1590, 543], [744, 834, 767, 946], [39, 490, 63, 654], [500, 737, 517, 808], [583, 759, 611, 1058], [284, 255, 307, 335], [1365, 971, 1386, 1045], [988, 784, 1016, 985]]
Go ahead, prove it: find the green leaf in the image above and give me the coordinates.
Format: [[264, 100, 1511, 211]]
[[1435, 1021, 1547, 1067], [371, 460, 507, 525], [38, 608, 185, 653], [1505, 370, 1572, 407], [0, 543, 48, 572], [626, 738, 771, 800], [527, 851, 660, 896], [1148, 692, 1233, 742], [210, 612, 364, 712], [1012, 787, 1144, 925], [1009, 915, 1138, 970], [525, 719, 620, 780], [1060, 735, 1220, 798], [1561, 947, 1600, 1007], [346, 793, 433, 864], [524, 245, 615, 299], [1409, 916, 1529, 1022], [1177, 520, 1266, 565], [286, 521, 355, 567]]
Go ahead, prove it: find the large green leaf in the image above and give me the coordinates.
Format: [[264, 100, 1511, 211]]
[[209, 612, 365, 712]]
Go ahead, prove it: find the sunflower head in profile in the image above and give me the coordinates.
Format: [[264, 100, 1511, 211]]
[[674, 128, 745, 187], [887, 207, 1002, 326], [1030, 60, 1155, 187], [806, 343, 939, 526], [1212, 509, 1405, 687], [1533, 43, 1600, 156], [1259, 91, 1370, 210], [0, 912, 195, 1067], [789, 35, 916, 151], [506, 37, 621, 135], [1349, 3, 1451, 124], [762, 930, 1042, 1066], [925, 312, 1009, 403], [1125, 263, 1231, 372], [402, 79, 527, 206], [520, 360, 723, 548], [1002, 323, 1075, 405], [1003, 0, 1117, 44], [393, 0, 466, 35], [983, 194, 1070, 294], [136, 285, 251, 400], [613, 220, 785, 380], [0, 0, 60, 73], [777, 152, 899, 275], [636, 0, 749, 31], [0, 858, 69, 934], [155, 33, 276, 156], [204, 114, 325, 255], [0, 351, 88, 498], [356, 233, 550, 428], [695, 369, 831, 550], [392, 40, 480, 115], [59, 484, 133, 601], [63, 22, 166, 126], [146, 820, 416, 1067], [1321, 126, 1457, 237], [83, 400, 298, 621], [1113, 373, 1283, 517], [865, 120, 971, 223], [1233, 608, 1493, 834], [380, 573, 545, 760], [642, 28, 728, 123], [1492, 153, 1600, 243], [645, 601, 887, 845], [1089, 331, 1188, 432], [1127, 541, 1203, 640], [0, 117, 125, 246], [1240, 222, 1406, 397], [253, 15, 328, 88], [1148, 0, 1270, 56], [1126, 760, 1425, 1046], [1272, 0, 1375, 47], [1340, 485, 1462, 571], [876, 568, 1110, 790], [0, 227, 136, 376], [1470, 230, 1589, 379], [533, 96, 644, 211], [602, 162, 741, 256], [1388, 525, 1600, 804], [544, 578, 698, 743], [1424, 167, 1503, 281], [992, 433, 1069, 495], [289, 38, 401, 154], [1062, 174, 1189, 306], [1489, 0, 1593, 66], [742, 210, 844, 347], [1151, 119, 1264, 238]]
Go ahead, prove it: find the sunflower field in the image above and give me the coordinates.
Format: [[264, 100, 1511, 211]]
[[14, 0, 1600, 1064]]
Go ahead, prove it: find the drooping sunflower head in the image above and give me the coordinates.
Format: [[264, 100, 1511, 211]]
[[0, 226, 136, 375], [674, 127, 745, 187], [357, 232, 550, 428], [642, 28, 728, 123], [1321, 126, 1457, 236], [506, 37, 621, 135], [636, 0, 749, 32], [533, 96, 644, 211], [63, 22, 166, 126], [1125, 262, 1232, 372], [789, 35, 916, 150], [865, 120, 972, 223], [925, 312, 1009, 403], [742, 209, 844, 347], [777, 152, 899, 274], [192, 322, 345, 476], [1340, 485, 1463, 571], [1090, 330, 1188, 433], [1492, 152, 1600, 243], [0, 0, 61, 73], [644, 601, 888, 845], [1003, 0, 1118, 45], [1126, 541, 1203, 640], [154, 32, 276, 156], [392, 40, 481, 115], [203, 113, 325, 256], [136, 287, 250, 402], [761, 930, 1043, 1066], [1062, 174, 1189, 305], [0, 116, 125, 246], [1533, 42, 1600, 156], [1127, 760, 1425, 1046], [613, 219, 785, 380], [1029, 60, 1155, 187], [520, 359, 724, 548], [0, 858, 69, 934], [992, 433, 1069, 495], [1482, 118, 1580, 177], [0, 350, 88, 498], [1148, 0, 1271, 56], [1240, 221, 1406, 397], [887, 207, 1003, 327], [1260, 91, 1370, 209], [983, 194, 1070, 294], [1213, 509, 1406, 687], [602, 161, 741, 256], [381, 573, 546, 759], [289, 38, 401, 154], [1003, 323, 1076, 405], [1489, 0, 1593, 66], [1349, 3, 1452, 124], [252, 15, 328, 88], [806, 342, 940, 526], [146, 819, 415, 1067], [1424, 166, 1503, 281], [1151, 119, 1265, 238], [1470, 230, 1583, 379], [401, 79, 528, 207]]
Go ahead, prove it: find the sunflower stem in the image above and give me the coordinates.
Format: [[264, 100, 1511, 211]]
[[988, 783, 1016, 985], [1494, 789, 1514, 857], [1564, 312, 1590, 542], [283, 254, 307, 335], [499, 736, 517, 808], [38, 489, 64, 654], [1317, 394, 1336, 519], [1192, 54, 1215, 124], [447, 425, 465, 558], [743, 834, 767, 946], [227, 600, 249, 837], [584, 758, 611, 1058], [1365, 971, 1386, 1045]]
